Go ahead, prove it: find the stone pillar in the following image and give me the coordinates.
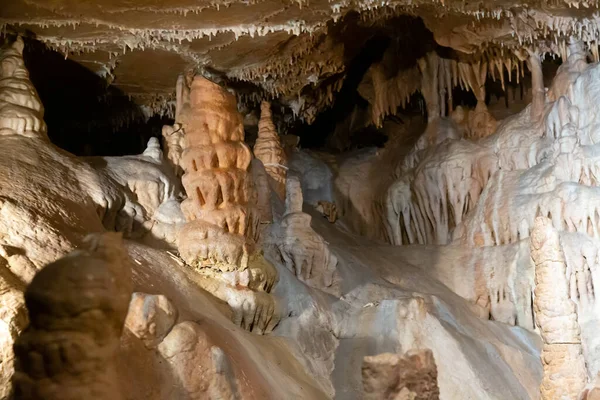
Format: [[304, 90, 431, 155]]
[[530, 216, 587, 399], [177, 77, 278, 333], [178, 77, 259, 270], [254, 101, 287, 199], [0, 37, 47, 139]]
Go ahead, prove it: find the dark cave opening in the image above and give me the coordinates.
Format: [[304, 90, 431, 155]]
[[19, 36, 170, 157]]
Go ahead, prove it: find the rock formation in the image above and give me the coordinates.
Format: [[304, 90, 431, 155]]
[[265, 175, 338, 294], [161, 124, 185, 178], [11, 233, 133, 400], [0, 37, 46, 139], [124, 293, 178, 349], [362, 350, 440, 400], [250, 158, 274, 224], [84, 137, 182, 242], [528, 217, 586, 399], [177, 76, 278, 333], [157, 321, 240, 399], [254, 101, 287, 199], [10, 4, 600, 399]]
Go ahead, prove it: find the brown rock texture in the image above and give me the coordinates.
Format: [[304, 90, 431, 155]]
[[362, 349, 440, 400], [11, 233, 133, 400]]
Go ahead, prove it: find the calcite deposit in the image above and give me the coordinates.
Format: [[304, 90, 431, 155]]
[[254, 101, 287, 199], [177, 76, 279, 334], [6, 0, 600, 398]]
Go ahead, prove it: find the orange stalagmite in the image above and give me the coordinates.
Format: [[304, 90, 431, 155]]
[[177, 77, 278, 334], [178, 77, 259, 271]]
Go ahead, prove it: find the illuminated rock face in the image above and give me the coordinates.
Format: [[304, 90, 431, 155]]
[[254, 101, 287, 199]]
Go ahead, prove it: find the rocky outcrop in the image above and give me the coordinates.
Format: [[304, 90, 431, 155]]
[[124, 293, 178, 349], [157, 321, 240, 399], [12, 233, 133, 400], [84, 137, 183, 242], [362, 349, 440, 400]]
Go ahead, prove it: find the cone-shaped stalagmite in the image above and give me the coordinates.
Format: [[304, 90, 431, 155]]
[[178, 77, 259, 270], [0, 37, 47, 139], [254, 101, 287, 199], [177, 77, 278, 334]]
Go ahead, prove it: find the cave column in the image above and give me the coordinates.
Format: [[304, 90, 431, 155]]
[[177, 76, 278, 333], [526, 48, 545, 122], [418, 52, 441, 122], [530, 217, 587, 399]]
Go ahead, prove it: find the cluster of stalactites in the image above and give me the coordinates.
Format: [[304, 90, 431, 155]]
[[177, 76, 259, 272], [254, 101, 287, 199], [363, 49, 525, 133]]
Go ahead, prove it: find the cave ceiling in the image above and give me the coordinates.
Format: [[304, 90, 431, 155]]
[[3, 0, 600, 122]]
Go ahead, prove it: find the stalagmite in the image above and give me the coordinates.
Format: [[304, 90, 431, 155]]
[[12, 233, 133, 400], [265, 175, 338, 294], [530, 217, 587, 399], [250, 158, 273, 223], [177, 76, 278, 333], [0, 37, 47, 139], [254, 101, 287, 199]]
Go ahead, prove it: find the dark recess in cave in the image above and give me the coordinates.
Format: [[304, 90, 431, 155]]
[[18, 35, 169, 156]]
